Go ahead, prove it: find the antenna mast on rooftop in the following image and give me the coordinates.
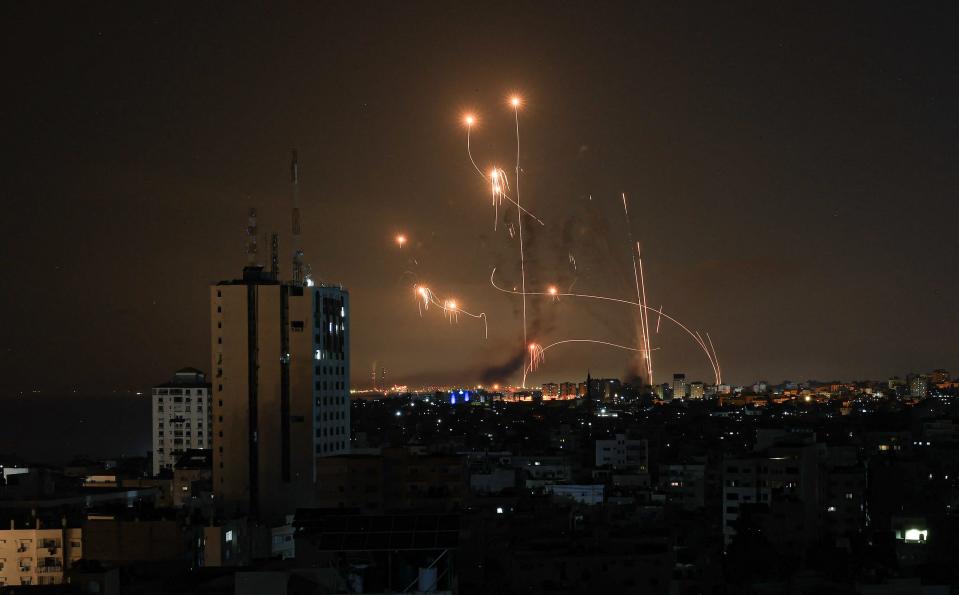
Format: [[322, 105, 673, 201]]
[[291, 150, 305, 285], [270, 232, 279, 280], [246, 208, 258, 267]]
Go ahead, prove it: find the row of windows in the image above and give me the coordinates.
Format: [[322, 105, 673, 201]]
[[317, 365, 346, 376], [314, 349, 345, 361], [155, 388, 206, 396], [317, 396, 347, 406], [318, 411, 346, 422], [317, 426, 347, 437], [157, 396, 207, 404], [158, 431, 205, 438], [156, 406, 207, 413], [158, 420, 206, 429], [317, 441, 347, 453], [316, 380, 346, 390]]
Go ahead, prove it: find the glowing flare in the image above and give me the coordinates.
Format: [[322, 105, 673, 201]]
[[527, 342, 545, 373], [463, 114, 475, 126], [395, 234, 407, 246], [412, 284, 488, 338], [510, 95, 522, 108]]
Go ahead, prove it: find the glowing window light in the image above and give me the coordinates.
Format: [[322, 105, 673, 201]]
[[903, 528, 928, 542]]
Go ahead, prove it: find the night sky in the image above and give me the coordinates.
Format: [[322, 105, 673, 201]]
[[4, 2, 958, 396]]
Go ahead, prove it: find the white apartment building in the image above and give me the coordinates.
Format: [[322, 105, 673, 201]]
[[152, 367, 213, 476], [595, 434, 649, 470], [0, 521, 82, 587]]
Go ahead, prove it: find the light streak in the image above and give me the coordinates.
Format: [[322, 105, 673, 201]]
[[412, 284, 488, 339], [528, 342, 544, 373], [695, 331, 719, 387], [489, 166, 510, 230], [447, 95, 724, 387], [463, 124, 544, 226], [526, 339, 659, 375], [637, 241, 654, 383], [464, 113, 486, 180], [707, 332, 721, 385], [513, 96, 529, 388], [622, 193, 653, 385], [490, 268, 722, 384]]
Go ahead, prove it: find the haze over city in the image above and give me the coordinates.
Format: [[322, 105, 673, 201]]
[[4, 2, 958, 397]]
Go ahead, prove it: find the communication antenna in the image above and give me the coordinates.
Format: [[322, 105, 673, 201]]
[[270, 232, 279, 280], [246, 208, 258, 266], [291, 150, 304, 285]]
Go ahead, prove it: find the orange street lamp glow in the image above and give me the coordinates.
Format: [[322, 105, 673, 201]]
[[510, 95, 522, 108], [395, 234, 407, 246], [463, 114, 475, 126]]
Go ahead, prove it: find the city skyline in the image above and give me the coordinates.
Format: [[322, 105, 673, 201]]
[[4, 5, 959, 592], [3, 3, 959, 394]]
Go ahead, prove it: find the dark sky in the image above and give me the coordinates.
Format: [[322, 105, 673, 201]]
[[3, 1, 958, 395]]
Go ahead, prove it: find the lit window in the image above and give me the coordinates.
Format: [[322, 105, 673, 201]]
[[903, 528, 928, 543]]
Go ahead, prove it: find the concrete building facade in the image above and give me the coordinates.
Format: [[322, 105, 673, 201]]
[[595, 434, 649, 470], [672, 373, 688, 400], [151, 368, 212, 476], [0, 522, 82, 588], [212, 265, 350, 524]]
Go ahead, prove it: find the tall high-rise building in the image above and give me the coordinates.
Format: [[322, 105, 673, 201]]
[[672, 373, 688, 400], [211, 151, 350, 524], [211, 266, 350, 523], [909, 374, 929, 398], [151, 368, 212, 476]]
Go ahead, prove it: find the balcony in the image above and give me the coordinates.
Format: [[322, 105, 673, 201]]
[[38, 564, 62, 573]]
